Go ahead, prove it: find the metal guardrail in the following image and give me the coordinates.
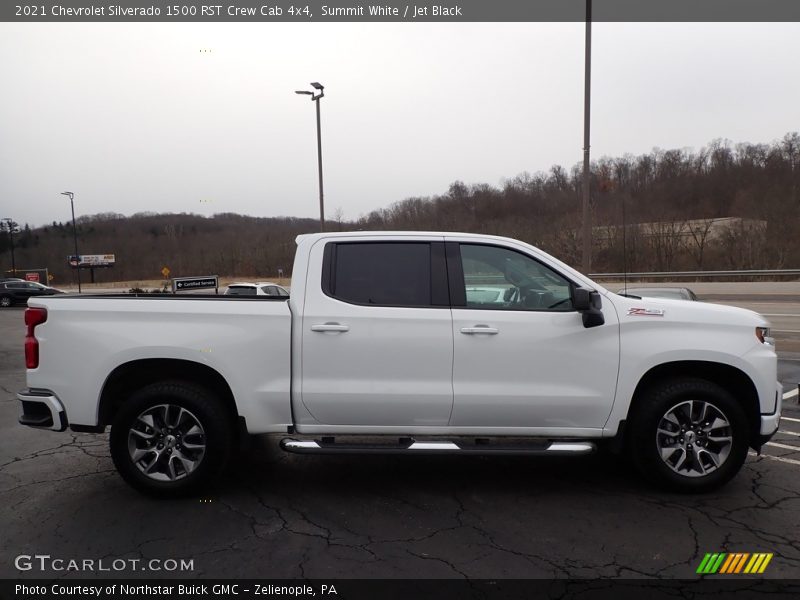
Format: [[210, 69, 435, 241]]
[[589, 269, 800, 280]]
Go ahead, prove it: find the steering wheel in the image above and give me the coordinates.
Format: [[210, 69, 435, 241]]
[[547, 298, 571, 309]]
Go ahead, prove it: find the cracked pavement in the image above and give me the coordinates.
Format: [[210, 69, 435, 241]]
[[1, 307, 799, 580]]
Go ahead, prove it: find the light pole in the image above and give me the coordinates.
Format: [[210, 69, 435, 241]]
[[61, 191, 81, 293], [1, 218, 18, 276], [581, 0, 593, 274], [295, 82, 326, 232]]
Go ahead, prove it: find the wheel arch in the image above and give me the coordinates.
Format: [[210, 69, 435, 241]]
[[629, 360, 761, 446], [98, 358, 240, 429]]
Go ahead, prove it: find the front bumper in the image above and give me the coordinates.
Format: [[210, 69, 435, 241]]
[[756, 381, 783, 445], [17, 388, 68, 432]]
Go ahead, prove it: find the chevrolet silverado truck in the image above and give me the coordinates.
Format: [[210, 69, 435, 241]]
[[17, 232, 782, 495]]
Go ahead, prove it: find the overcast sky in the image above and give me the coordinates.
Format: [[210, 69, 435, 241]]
[[1, 22, 799, 228]]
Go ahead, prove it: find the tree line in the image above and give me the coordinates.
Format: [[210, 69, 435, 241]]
[[1, 131, 798, 282], [356, 132, 799, 273]]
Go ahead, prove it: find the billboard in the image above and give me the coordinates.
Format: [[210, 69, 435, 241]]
[[67, 254, 115, 268]]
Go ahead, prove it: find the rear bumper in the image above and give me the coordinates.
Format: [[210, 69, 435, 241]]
[[17, 388, 68, 432]]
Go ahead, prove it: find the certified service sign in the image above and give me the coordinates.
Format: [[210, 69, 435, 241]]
[[172, 276, 219, 293]]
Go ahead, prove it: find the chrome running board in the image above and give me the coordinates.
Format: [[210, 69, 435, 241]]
[[280, 438, 596, 456]]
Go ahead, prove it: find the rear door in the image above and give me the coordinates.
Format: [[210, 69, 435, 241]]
[[447, 239, 620, 430], [300, 238, 454, 426]]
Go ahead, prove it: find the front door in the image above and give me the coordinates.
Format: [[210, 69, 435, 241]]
[[448, 241, 620, 430]]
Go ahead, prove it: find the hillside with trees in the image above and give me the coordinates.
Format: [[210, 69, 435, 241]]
[[1, 132, 798, 283]]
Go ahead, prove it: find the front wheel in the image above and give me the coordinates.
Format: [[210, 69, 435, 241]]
[[628, 378, 750, 492], [0, 295, 12, 308], [110, 381, 233, 497]]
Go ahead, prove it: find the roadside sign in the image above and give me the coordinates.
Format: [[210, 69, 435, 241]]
[[8, 268, 49, 283], [172, 275, 219, 294], [67, 254, 115, 268], [48, 274, 54, 282], [161, 266, 170, 278]]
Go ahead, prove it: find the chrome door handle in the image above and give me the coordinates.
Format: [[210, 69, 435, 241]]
[[460, 326, 499, 335], [311, 323, 350, 332]]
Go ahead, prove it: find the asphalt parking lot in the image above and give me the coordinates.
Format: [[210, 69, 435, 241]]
[[1, 303, 800, 580]]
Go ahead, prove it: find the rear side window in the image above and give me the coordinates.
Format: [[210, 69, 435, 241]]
[[226, 286, 257, 296], [325, 242, 433, 307]]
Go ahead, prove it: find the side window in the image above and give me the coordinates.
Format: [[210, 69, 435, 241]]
[[459, 244, 573, 311], [277, 288, 289, 297], [261, 286, 278, 296], [227, 286, 257, 296], [327, 242, 433, 307]]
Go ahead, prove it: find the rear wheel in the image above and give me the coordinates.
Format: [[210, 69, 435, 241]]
[[628, 378, 749, 492], [110, 381, 233, 497], [0, 295, 12, 308]]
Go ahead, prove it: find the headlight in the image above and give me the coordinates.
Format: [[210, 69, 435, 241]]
[[756, 326, 774, 345]]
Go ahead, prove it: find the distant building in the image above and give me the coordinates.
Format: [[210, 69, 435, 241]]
[[593, 217, 766, 248]]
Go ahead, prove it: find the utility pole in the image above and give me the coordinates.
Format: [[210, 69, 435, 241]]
[[581, 0, 593, 274]]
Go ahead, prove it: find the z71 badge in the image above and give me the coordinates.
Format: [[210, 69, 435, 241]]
[[628, 307, 666, 317]]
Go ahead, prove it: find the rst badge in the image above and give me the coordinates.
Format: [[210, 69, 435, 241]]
[[628, 307, 666, 317]]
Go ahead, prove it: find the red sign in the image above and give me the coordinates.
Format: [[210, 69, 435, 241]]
[[25, 272, 40, 282]]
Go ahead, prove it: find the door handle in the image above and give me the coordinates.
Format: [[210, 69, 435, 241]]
[[460, 326, 499, 335], [311, 323, 350, 333]]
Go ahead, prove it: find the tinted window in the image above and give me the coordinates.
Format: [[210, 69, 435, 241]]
[[330, 242, 432, 307], [460, 244, 573, 311], [261, 286, 278, 296], [226, 286, 257, 296], [277, 288, 290, 297]]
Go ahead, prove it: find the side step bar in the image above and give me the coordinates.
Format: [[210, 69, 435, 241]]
[[280, 438, 596, 456]]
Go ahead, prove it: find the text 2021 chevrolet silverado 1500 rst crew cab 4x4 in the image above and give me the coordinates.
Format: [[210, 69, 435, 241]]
[[17, 232, 782, 495]]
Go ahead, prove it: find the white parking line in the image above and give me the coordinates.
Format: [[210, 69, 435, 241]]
[[781, 416, 800, 423], [749, 451, 800, 467], [765, 441, 800, 451], [783, 388, 798, 400], [778, 429, 800, 437]]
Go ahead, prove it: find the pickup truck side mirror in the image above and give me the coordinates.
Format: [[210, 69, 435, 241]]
[[572, 287, 605, 328]]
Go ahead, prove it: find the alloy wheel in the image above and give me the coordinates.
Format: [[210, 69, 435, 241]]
[[655, 399, 733, 477], [127, 404, 206, 481]]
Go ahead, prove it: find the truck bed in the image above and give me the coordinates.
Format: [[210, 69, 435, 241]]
[[26, 294, 293, 432]]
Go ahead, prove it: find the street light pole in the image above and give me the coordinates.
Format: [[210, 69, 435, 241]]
[[61, 191, 81, 293], [296, 82, 326, 232], [1, 218, 16, 276], [581, 0, 593, 274]]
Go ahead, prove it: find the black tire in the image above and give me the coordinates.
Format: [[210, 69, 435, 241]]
[[628, 377, 750, 493], [0, 295, 12, 308], [110, 381, 233, 497]]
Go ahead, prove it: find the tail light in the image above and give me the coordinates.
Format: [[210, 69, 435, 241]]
[[24, 307, 47, 369]]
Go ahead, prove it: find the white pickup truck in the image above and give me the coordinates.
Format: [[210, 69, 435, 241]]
[[18, 232, 781, 495]]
